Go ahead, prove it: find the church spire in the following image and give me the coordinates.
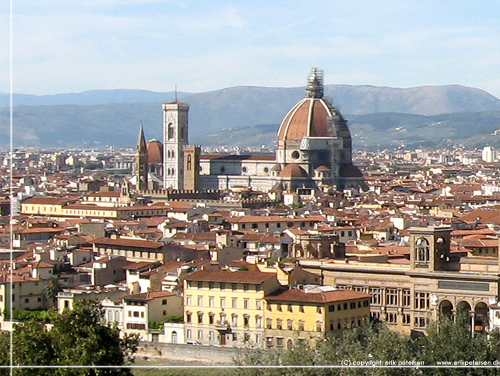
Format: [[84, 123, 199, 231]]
[[305, 68, 324, 98], [135, 122, 148, 192]]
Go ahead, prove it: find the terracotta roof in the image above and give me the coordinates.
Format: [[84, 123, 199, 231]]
[[265, 288, 371, 304], [22, 197, 71, 205], [277, 98, 332, 141], [92, 237, 163, 249], [146, 140, 163, 164], [279, 164, 309, 178], [185, 270, 275, 284], [124, 290, 176, 301]]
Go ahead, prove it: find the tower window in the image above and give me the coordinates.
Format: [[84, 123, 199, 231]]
[[181, 127, 185, 139], [291, 151, 300, 159], [168, 123, 175, 140], [187, 154, 192, 170]]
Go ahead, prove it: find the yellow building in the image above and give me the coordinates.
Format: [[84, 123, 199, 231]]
[[183, 270, 280, 347], [264, 286, 371, 349], [183, 270, 372, 348], [0, 275, 46, 318]]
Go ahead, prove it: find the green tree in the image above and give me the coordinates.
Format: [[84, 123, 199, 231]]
[[0, 300, 139, 376], [43, 276, 63, 307]]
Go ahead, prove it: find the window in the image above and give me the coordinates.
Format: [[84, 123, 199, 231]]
[[198, 296, 203, 307], [299, 305, 304, 313], [416, 238, 430, 263], [208, 282, 214, 290], [162, 299, 167, 305], [186, 329, 192, 339], [388, 313, 397, 324], [209, 313, 215, 325], [343, 303, 348, 310], [403, 314, 411, 325], [243, 284, 249, 292], [298, 320, 305, 331], [220, 282, 225, 291], [276, 319, 283, 330], [209, 331, 214, 341], [209, 296, 214, 307], [186, 312, 192, 323], [220, 297, 225, 308], [403, 289, 411, 307], [133, 311, 140, 318], [256, 300, 262, 310], [197, 312, 203, 324], [232, 298, 237, 308], [186, 296, 192, 306], [276, 337, 284, 348], [267, 303, 272, 311], [244, 299, 249, 309], [243, 315, 250, 328], [329, 305, 335, 312], [266, 337, 273, 348], [414, 316, 427, 328], [288, 304, 293, 312], [287, 319, 293, 330], [370, 288, 381, 305], [197, 281, 203, 289], [415, 292, 430, 310], [316, 321, 322, 331], [256, 316, 262, 328], [277, 304, 282, 312], [232, 314, 238, 327], [317, 306, 322, 313], [386, 288, 398, 306], [197, 330, 203, 340], [266, 318, 272, 329], [232, 283, 237, 291], [256, 285, 262, 292]]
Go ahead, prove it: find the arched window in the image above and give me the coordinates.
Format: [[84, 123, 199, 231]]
[[187, 154, 192, 170], [168, 123, 175, 139], [416, 238, 430, 262], [171, 331, 177, 343]]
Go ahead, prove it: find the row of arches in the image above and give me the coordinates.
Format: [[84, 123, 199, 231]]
[[439, 300, 489, 331]]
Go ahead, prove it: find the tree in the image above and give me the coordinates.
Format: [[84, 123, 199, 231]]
[[0, 300, 139, 376], [43, 276, 63, 307]]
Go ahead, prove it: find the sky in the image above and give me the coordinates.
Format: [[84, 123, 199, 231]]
[[1, 1, 499, 97]]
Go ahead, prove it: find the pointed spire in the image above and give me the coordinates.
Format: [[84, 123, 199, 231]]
[[305, 68, 324, 98], [137, 122, 147, 152]]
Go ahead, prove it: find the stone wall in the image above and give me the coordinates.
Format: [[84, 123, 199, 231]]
[[136, 342, 239, 365]]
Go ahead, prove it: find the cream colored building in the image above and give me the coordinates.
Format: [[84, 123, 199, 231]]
[[301, 226, 499, 335]]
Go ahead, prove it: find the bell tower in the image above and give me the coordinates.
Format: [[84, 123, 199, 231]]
[[163, 100, 189, 189], [409, 227, 451, 271]]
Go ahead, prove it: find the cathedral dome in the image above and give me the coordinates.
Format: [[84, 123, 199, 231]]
[[277, 97, 334, 142], [279, 163, 309, 178], [277, 68, 348, 143], [146, 140, 163, 164]]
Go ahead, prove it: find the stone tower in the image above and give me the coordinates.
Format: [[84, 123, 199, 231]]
[[183, 145, 200, 190], [163, 100, 189, 189], [134, 123, 148, 192], [409, 227, 451, 271]]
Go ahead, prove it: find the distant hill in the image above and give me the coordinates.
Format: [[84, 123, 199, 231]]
[[193, 111, 500, 151], [2, 84, 500, 149]]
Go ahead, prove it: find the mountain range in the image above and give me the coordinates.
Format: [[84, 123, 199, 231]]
[[1, 84, 500, 150]]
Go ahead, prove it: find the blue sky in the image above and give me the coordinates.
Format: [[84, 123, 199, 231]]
[[1, 0, 499, 97]]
